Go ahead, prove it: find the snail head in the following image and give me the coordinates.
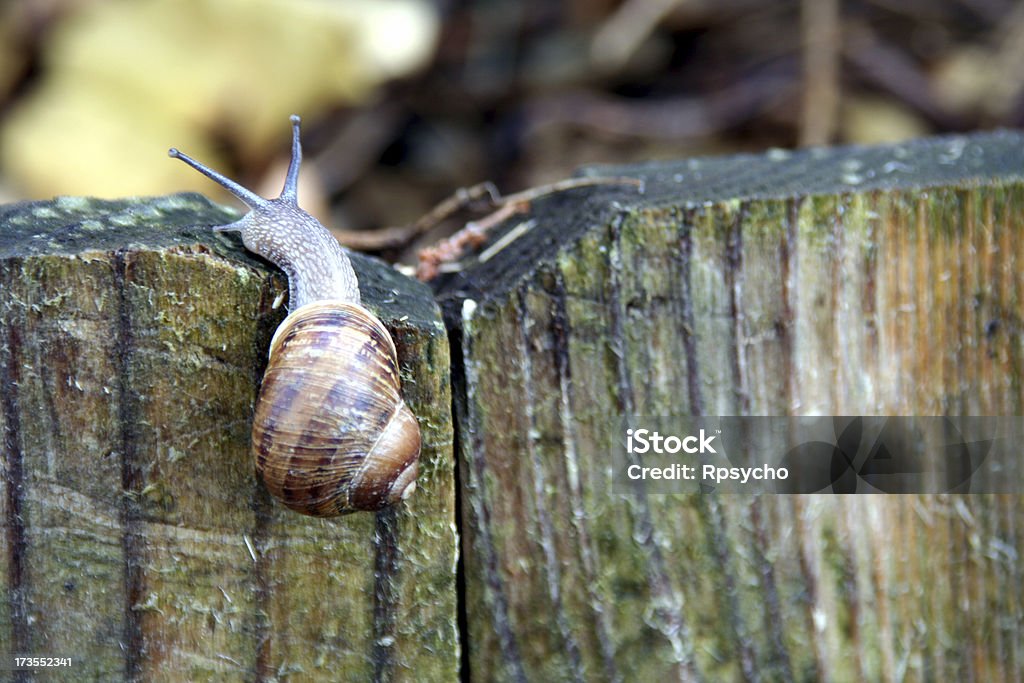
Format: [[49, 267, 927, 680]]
[[168, 115, 319, 265]]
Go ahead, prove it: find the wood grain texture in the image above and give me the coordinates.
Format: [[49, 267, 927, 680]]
[[435, 132, 1024, 682], [0, 194, 456, 681]]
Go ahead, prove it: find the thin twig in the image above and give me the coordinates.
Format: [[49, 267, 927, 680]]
[[415, 176, 643, 280], [410, 182, 501, 233], [590, 0, 686, 73], [800, 0, 840, 145], [497, 176, 644, 205], [334, 182, 500, 251], [843, 20, 960, 127]]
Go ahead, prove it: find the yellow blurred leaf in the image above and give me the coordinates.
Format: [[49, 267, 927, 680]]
[[841, 96, 930, 145], [2, 0, 438, 198]]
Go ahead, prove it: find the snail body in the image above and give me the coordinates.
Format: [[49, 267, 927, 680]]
[[169, 116, 420, 516]]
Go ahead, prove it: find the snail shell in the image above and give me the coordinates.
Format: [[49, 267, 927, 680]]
[[169, 115, 421, 516], [254, 300, 420, 515]]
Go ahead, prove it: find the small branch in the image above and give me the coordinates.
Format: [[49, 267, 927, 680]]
[[523, 73, 797, 142], [416, 176, 643, 280], [497, 176, 644, 206], [843, 20, 961, 128], [800, 0, 840, 145], [590, 0, 686, 73], [334, 182, 500, 251]]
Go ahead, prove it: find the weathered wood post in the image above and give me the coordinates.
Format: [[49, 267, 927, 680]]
[[0, 194, 457, 681], [433, 131, 1024, 682], [4, 131, 1024, 682]]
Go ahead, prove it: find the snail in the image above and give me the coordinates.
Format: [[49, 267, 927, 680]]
[[169, 115, 420, 516]]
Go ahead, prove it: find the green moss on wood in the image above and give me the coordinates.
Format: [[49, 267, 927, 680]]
[[0, 194, 457, 681], [439, 132, 1024, 682]]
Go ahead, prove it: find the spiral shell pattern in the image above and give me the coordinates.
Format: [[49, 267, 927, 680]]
[[252, 300, 421, 515]]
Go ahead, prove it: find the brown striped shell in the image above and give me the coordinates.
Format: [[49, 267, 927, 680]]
[[252, 300, 421, 516]]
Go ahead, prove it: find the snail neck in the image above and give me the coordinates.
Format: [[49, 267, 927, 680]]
[[238, 200, 361, 311]]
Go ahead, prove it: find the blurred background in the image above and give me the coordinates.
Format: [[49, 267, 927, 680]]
[[1, 0, 1022, 266]]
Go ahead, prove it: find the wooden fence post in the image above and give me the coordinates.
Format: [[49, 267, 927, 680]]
[[433, 131, 1024, 682], [0, 193, 457, 681]]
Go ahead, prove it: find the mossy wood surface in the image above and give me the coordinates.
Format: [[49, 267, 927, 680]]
[[0, 194, 457, 682], [434, 132, 1024, 682]]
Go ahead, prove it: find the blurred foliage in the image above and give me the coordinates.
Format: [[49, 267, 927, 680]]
[[0, 0, 438, 199], [1, 0, 1022, 264]]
